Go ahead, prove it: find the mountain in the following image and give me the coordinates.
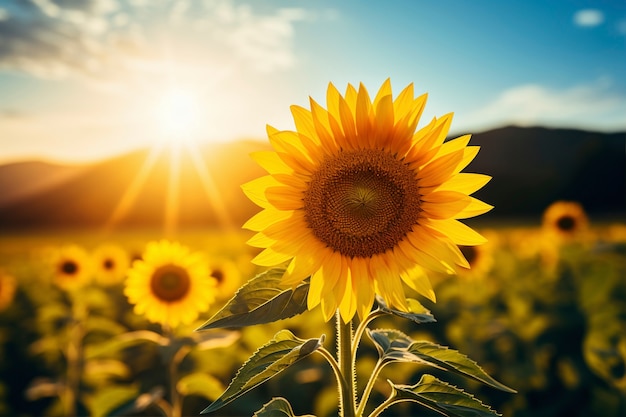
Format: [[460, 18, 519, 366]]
[[466, 126, 626, 219], [0, 126, 624, 231], [0, 140, 271, 231]]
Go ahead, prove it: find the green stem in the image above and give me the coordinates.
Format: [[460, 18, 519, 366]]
[[356, 359, 385, 417], [169, 344, 191, 417], [352, 310, 386, 356], [368, 396, 398, 417], [65, 299, 86, 416], [316, 347, 349, 395], [337, 311, 357, 417]]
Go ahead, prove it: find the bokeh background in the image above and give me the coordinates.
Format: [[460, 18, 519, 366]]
[[0, 1, 625, 416]]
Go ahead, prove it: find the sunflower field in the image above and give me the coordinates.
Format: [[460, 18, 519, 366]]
[[1, 82, 625, 417], [0, 210, 625, 417]]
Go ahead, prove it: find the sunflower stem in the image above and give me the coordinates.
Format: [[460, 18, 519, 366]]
[[356, 359, 385, 417], [337, 311, 357, 417], [64, 295, 87, 417]]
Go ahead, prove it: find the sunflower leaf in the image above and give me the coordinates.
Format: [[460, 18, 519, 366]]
[[201, 330, 322, 414], [407, 341, 516, 393], [387, 374, 502, 417], [84, 330, 169, 360], [253, 397, 316, 417], [376, 296, 436, 324], [177, 372, 225, 402], [367, 329, 442, 367], [196, 268, 309, 330]]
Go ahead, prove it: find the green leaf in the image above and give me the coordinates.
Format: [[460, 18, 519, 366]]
[[201, 330, 323, 414], [177, 372, 225, 401], [197, 268, 310, 330], [89, 385, 139, 417], [376, 296, 436, 324], [84, 330, 169, 360], [367, 329, 443, 368], [407, 341, 516, 393], [253, 397, 316, 417], [388, 374, 501, 417], [83, 316, 127, 337]]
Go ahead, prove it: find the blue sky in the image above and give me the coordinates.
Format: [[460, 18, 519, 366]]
[[0, 0, 625, 163]]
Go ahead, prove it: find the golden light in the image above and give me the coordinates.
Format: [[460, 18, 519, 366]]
[[156, 88, 200, 142]]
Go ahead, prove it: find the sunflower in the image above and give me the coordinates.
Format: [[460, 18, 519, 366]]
[[92, 243, 130, 286], [456, 229, 498, 280], [243, 79, 492, 321], [208, 257, 243, 300], [0, 270, 17, 311], [542, 201, 589, 241], [124, 240, 216, 328], [49, 244, 93, 291]]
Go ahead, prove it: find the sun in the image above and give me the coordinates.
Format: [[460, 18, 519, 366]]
[[156, 87, 201, 143]]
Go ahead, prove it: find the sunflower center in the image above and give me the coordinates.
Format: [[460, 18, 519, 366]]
[[103, 258, 115, 270], [303, 148, 421, 258], [556, 215, 576, 232], [211, 269, 224, 283], [150, 264, 191, 302], [61, 260, 79, 275]]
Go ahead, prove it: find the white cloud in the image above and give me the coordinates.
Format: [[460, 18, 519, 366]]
[[459, 80, 626, 132], [0, 0, 318, 79], [573, 9, 604, 27]]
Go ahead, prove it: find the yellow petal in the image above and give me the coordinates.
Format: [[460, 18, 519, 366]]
[[356, 83, 373, 145], [436, 173, 491, 195], [249, 151, 292, 175], [400, 264, 436, 303], [265, 186, 303, 210], [418, 149, 465, 187], [241, 176, 281, 209], [454, 197, 494, 219], [246, 232, 275, 248], [424, 218, 487, 246], [242, 208, 292, 232], [420, 191, 471, 219], [251, 247, 292, 267]]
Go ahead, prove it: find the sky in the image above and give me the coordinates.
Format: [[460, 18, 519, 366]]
[[0, 0, 625, 164]]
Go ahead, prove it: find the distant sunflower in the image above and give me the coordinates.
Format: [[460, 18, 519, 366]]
[[457, 230, 497, 280], [50, 244, 92, 291], [243, 79, 492, 321], [542, 201, 589, 240], [0, 271, 17, 311], [124, 240, 216, 328], [208, 258, 242, 300], [92, 244, 130, 286]]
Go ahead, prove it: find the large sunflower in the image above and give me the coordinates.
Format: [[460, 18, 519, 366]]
[[243, 80, 492, 322], [124, 240, 216, 328]]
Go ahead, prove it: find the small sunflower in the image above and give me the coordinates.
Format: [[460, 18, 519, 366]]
[[0, 271, 17, 311], [208, 257, 243, 300], [49, 244, 93, 291], [124, 240, 216, 328], [542, 201, 589, 240], [92, 243, 130, 286], [243, 79, 492, 321], [457, 230, 498, 280]]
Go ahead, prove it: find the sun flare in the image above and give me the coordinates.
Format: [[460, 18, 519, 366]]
[[156, 88, 201, 142]]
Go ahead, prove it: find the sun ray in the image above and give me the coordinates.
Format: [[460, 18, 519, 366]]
[[164, 144, 181, 236], [103, 144, 164, 232], [184, 142, 233, 229]]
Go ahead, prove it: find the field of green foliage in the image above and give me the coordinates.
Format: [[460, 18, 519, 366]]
[[1, 215, 625, 417]]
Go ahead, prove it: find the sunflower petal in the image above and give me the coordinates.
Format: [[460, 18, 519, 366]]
[[424, 218, 488, 246]]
